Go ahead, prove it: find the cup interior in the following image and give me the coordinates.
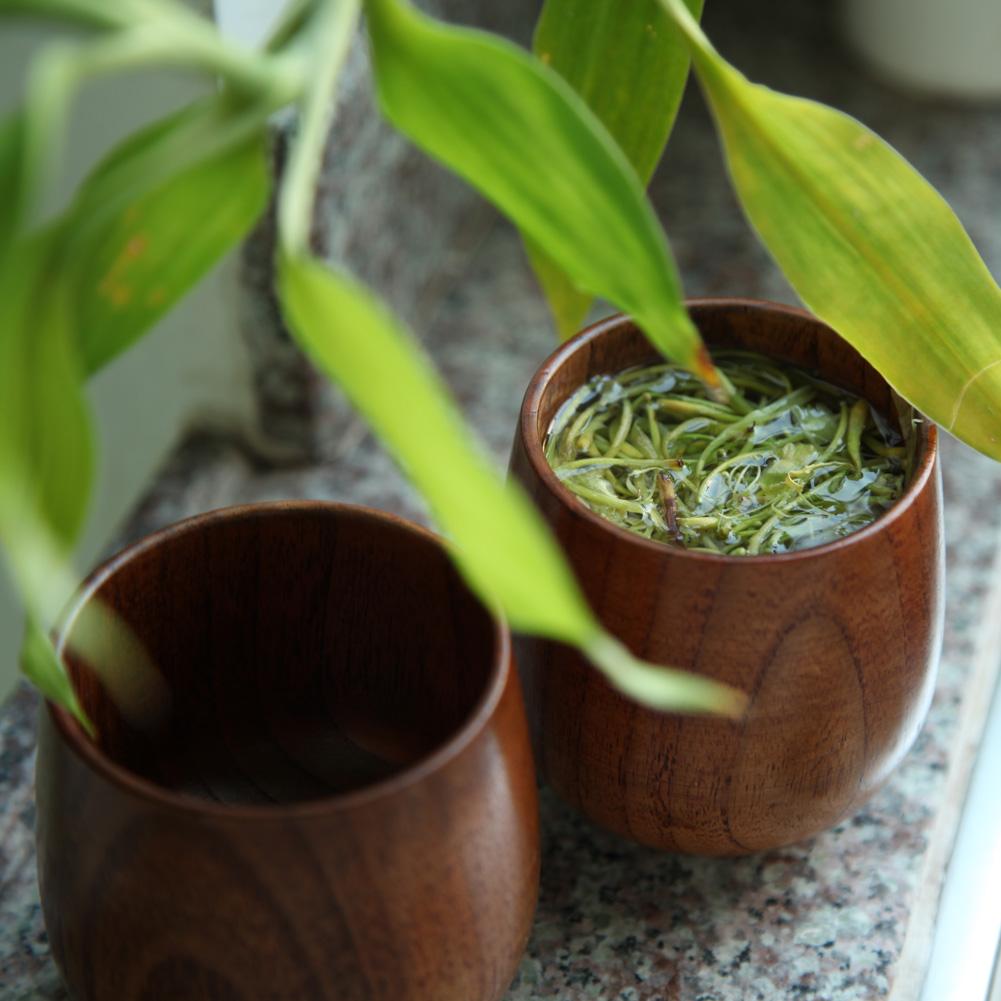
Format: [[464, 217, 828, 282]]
[[60, 504, 500, 806], [519, 301, 936, 563]]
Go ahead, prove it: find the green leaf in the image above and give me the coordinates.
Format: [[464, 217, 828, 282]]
[[21, 618, 89, 732], [0, 232, 93, 552], [0, 78, 270, 729], [0, 230, 96, 729], [662, 0, 1001, 460], [0, 229, 175, 732], [536, 0, 702, 182], [73, 97, 268, 225], [363, 0, 718, 384], [66, 115, 270, 373], [0, 113, 26, 264], [11, 527, 169, 734], [522, 241, 592, 342], [0, 0, 131, 30], [528, 0, 704, 339], [0, 126, 241, 725], [278, 251, 744, 716], [279, 253, 594, 641]]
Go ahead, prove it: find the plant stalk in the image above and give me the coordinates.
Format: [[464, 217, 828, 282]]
[[279, 0, 361, 253]]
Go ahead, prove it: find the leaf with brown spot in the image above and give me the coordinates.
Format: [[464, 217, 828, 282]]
[[72, 130, 269, 373]]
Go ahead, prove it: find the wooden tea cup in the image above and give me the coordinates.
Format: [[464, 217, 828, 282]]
[[509, 301, 944, 855], [36, 502, 539, 1000]]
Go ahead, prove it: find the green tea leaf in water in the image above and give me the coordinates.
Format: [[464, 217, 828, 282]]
[[546, 352, 907, 555]]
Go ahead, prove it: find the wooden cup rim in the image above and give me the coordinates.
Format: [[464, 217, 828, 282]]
[[518, 299, 939, 566], [47, 501, 513, 820]]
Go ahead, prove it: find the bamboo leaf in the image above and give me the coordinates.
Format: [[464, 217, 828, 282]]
[[9, 85, 271, 375], [73, 97, 269, 229], [67, 120, 270, 373], [0, 231, 95, 728], [0, 0, 134, 28], [529, 0, 704, 339], [278, 251, 744, 715], [21, 618, 89, 730], [662, 0, 1001, 460], [9, 512, 169, 733], [0, 113, 26, 264], [0, 221, 190, 730], [0, 232, 93, 551], [0, 104, 263, 722], [522, 241, 592, 342], [536, 0, 703, 183], [363, 0, 718, 384]]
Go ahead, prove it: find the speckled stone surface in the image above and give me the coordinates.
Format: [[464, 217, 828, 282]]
[[3, 0, 1001, 998], [2, 432, 1000, 1001]]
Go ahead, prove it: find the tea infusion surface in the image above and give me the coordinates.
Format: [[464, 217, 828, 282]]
[[545, 351, 909, 555]]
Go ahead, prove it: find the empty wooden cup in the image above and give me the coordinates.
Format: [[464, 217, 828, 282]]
[[509, 301, 944, 855], [36, 502, 539, 1000]]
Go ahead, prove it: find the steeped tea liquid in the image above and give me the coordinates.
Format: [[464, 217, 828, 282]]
[[545, 351, 909, 555]]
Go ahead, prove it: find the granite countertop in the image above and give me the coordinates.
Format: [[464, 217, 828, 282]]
[[4, 1, 1001, 997]]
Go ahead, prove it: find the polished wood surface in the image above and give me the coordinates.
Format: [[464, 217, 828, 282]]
[[36, 503, 539, 1000], [510, 301, 944, 856]]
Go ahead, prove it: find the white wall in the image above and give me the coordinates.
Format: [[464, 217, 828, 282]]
[[0, 22, 257, 699]]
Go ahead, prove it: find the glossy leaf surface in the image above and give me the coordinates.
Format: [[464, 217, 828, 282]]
[[364, 0, 717, 384], [0, 113, 25, 262], [663, 0, 1001, 459], [278, 252, 743, 714], [529, 0, 703, 338], [0, 0, 130, 28], [68, 113, 270, 373], [0, 233, 94, 725], [0, 103, 267, 724], [21, 618, 88, 728], [0, 233, 93, 552]]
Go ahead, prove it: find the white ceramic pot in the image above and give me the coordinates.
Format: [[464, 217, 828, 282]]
[[842, 0, 1001, 100]]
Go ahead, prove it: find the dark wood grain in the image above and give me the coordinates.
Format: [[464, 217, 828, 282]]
[[35, 503, 539, 1000], [509, 301, 944, 856]]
